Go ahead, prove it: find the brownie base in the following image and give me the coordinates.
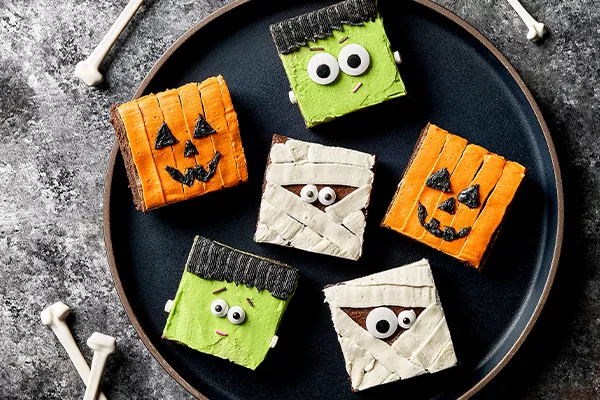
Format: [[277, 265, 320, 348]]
[[109, 105, 146, 212]]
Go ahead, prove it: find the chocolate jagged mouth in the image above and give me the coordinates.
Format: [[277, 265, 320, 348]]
[[418, 202, 470, 241], [165, 152, 221, 187]]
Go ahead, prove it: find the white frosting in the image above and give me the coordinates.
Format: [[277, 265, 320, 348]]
[[265, 163, 373, 187], [269, 143, 293, 163], [342, 211, 366, 238], [285, 139, 309, 162], [262, 184, 361, 259], [307, 143, 375, 169], [323, 260, 457, 391], [325, 185, 371, 223]]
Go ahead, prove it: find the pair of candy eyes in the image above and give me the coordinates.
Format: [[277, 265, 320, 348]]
[[300, 185, 336, 205], [211, 299, 246, 325], [308, 44, 371, 85], [365, 307, 417, 340]]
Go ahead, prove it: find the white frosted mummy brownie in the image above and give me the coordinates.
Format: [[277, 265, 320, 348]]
[[323, 259, 457, 391], [254, 134, 375, 260]]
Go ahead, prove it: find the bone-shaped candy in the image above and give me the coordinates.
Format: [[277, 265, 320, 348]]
[[84, 333, 116, 400], [41, 302, 108, 400], [74, 0, 144, 86], [507, 0, 547, 41]]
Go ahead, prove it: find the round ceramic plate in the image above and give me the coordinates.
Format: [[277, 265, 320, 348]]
[[104, 0, 563, 398]]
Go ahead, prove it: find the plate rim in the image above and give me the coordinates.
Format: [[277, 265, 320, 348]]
[[102, 0, 564, 398]]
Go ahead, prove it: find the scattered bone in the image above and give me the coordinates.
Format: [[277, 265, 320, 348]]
[[506, 0, 547, 41], [164, 299, 174, 313], [41, 302, 108, 400], [74, 0, 144, 85], [84, 333, 116, 400]]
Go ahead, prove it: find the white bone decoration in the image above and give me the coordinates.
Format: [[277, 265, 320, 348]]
[[254, 137, 375, 260], [323, 259, 458, 391]]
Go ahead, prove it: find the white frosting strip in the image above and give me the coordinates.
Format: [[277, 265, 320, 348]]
[[258, 201, 304, 241], [285, 139, 309, 162], [391, 304, 445, 358], [324, 285, 437, 308], [428, 341, 458, 373], [342, 211, 366, 238], [411, 317, 453, 369], [269, 143, 293, 163], [308, 143, 375, 169], [289, 226, 323, 251], [263, 184, 361, 259], [265, 163, 374, 187], [254, 223, 287, 245], [330, 307, 425, 380], [341, 259, 435, 288], [325, 185, 371, 223]]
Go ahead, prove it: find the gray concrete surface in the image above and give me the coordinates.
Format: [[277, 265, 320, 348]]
[[0, 0, 598, 398]]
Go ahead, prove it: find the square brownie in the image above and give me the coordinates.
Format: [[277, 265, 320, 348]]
[[382, 123, 526, 268], [254, 135, 376, 260]]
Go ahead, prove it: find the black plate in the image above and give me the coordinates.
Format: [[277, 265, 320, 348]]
[[104, 0, 563, 398]]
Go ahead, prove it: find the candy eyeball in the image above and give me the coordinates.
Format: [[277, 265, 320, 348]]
[[398, 310, 417, 329], [227, 306, 246, 325], [300, 184, 318, 203], [338, 44, 370, 76], [307, 52, 340, 85], [318, 187, 336, 206], [365, 307, 398, 339], [211, 299, 229, 317]]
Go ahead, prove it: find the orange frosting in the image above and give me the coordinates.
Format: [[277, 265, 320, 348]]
[[459, 161, 525, 266], [117, 101, 165, 210], [217, 75, 248, 182], [382, 124, 448, 230]]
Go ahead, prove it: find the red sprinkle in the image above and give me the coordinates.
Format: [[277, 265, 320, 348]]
[[339, 36, 349, 44], [212, 287, 226, 294], [309, 47, 325, 51], [215, 330, 227, 336], [246, 298, 254, 307], [352, 82, 363, 93]]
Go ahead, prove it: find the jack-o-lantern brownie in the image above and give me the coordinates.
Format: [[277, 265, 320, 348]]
[[254, 135, 375, 261], [323, 259, 457, 391], [382, 123, 526, 269], [110, 76, 248, 211], [270, 0, 406, 127], [163, 236, 299, 370]]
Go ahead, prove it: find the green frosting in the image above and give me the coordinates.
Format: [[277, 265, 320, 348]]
[[163, 270, 291, 370], [280, 18, 406, 127]]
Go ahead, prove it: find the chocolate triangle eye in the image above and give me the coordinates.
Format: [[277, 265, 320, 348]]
[[193, 114, 216, 138], [438, 197, 456, 214], [184, 140, 199, 157], [155, 122, 178, 149], [457, 184, 480, 209], [425, 168, 451, 192]]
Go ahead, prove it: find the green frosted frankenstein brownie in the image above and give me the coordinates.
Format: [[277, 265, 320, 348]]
[[270, 0, 406, 127], [163, 236, 299, 370]]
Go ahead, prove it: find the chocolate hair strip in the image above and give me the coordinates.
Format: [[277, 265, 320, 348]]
[[186, 236, 299, 300], [270, 0, 377, 54]]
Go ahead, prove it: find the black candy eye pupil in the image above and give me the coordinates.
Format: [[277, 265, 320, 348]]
[[347, 54, 361, 69], [376, 320, 390, 333], [307, 191, 314, 197], [316, 64, 331, 79], [214, 305, 222, 312], [324, 193, 332, 201], [403, 317, 411, 325], [232, 312, 240, 320]]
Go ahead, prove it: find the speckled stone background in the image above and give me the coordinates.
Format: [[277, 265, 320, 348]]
[[0, 0, 597, 398]]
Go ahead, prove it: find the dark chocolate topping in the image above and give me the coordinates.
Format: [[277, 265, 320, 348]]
[[165, 166, 195, 187], [193, 114, 216, 138], [418, 203, 471, 241], [425, 168, 451, 193], [270, 0, 377, 54], [457, 184, 480, 209], [184, 140, 199, 157], [164, 151, 221, 186], [437, 197, 456, 215], [186, 236, 299, 300], [155, 122, 178, 149]]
